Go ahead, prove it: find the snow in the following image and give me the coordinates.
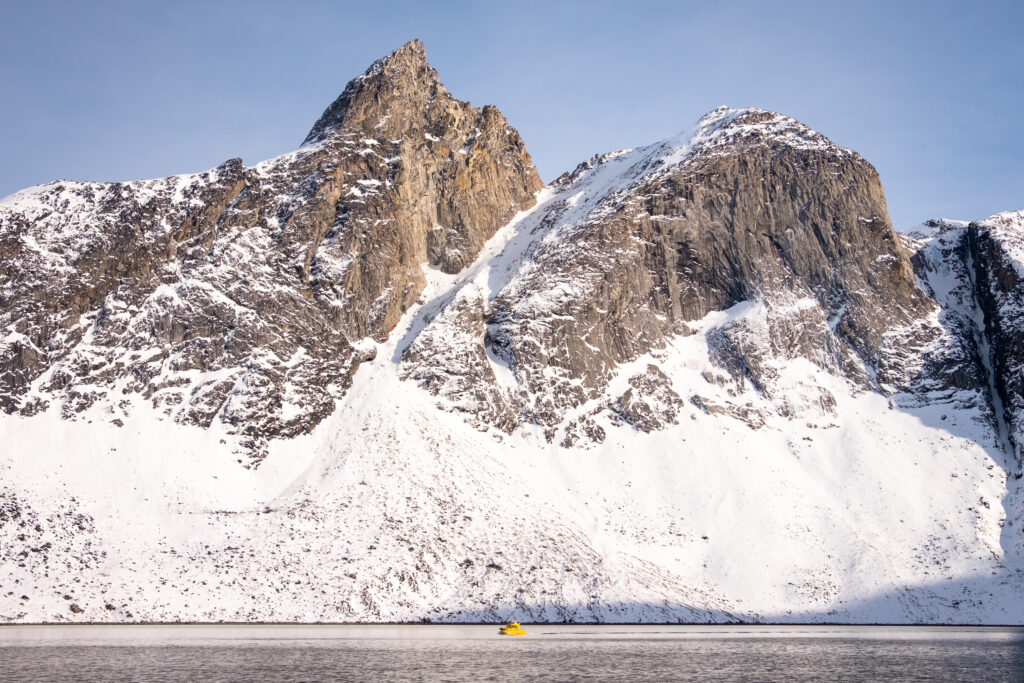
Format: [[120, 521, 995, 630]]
[[657, 106, 854, 166], [898, 218, 970, 240]]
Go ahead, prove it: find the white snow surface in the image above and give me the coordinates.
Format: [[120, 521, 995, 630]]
[[2, 116, 1024, 624]]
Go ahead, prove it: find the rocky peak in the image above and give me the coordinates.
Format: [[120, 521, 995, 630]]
[[300, 39, 542, 273], [0, 41, 541, 464], [303, 39, 445, 143]]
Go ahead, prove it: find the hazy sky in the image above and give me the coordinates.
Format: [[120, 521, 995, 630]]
[[1, 0, 1020, 226]]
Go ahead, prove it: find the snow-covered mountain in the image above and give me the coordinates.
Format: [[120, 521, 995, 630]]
[[1, 41, 1022, 624]]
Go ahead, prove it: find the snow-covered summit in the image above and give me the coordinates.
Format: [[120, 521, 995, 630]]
[[977, 209, 1024, 235], [898, 217, 971, 240], [660, 105, 856, 164], [552, 106, 859, 211]]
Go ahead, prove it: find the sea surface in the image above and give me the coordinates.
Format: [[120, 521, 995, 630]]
[[1, 624, 1022, 682]]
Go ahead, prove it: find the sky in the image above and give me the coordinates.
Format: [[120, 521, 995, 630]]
[[0, 0, 1020, 227]]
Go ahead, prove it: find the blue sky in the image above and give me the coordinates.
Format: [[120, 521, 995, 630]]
[[1, 0, 1020, 226]]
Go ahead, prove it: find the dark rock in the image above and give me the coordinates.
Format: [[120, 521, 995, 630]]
[[608, 365, 683, 432], [968, 211, 1024, 473]]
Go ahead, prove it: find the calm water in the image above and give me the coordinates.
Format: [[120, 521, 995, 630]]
[[1, 624, 1022, 682]]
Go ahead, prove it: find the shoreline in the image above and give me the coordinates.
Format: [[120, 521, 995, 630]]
[[2, 621, 1023, 628]]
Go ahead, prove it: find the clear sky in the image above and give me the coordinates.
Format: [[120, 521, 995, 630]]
[[1, 0, 1020, 227]]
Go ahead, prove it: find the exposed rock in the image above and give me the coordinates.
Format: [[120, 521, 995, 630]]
[[895, 220, 996, 413], [608, 365, 683, 432], [690, 394, 767, 430], [560, 412, 606, 448], [399, 293, 518, 432], [304, 39, 542, 275]]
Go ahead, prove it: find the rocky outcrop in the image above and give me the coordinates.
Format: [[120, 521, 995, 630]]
[[303, 39, 542, 276], [894, 213, 1024, 476], [898, 219, 997, 419], [400, 293, 519, 432], [608, 365, 683, 432], [0, 40, 540, 463]]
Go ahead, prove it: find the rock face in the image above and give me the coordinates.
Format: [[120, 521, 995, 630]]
[[402, 107, 934, 441], [968, 211, 1024, 474], [897, 213, 1024, 477], [1, 45, 1024, 624], [0, 39, 541, 463]]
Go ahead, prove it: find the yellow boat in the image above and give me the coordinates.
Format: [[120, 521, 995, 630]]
[[498, 620, 526, 636]]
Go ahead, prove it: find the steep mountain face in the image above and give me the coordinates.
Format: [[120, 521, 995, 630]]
[[1, 43, 1023, 624], [403, 107, 937, 441], [903, 213, 1024, 477], [0, 40, 541, 463], [969, 211, 1024, 473]]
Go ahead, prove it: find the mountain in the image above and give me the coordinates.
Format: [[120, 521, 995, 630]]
[[0, 39, 540, 465], [1, 42, 1022, 624]]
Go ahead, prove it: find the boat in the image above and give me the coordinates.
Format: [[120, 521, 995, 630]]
[[498, 620, 526, 636]]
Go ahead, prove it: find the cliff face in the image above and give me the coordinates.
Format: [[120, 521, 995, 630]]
[[0, 40, 541, 463], [968, 211, 1024, 474], [401, 107, 935, 441]]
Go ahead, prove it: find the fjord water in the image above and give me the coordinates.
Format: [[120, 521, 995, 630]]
[[1, 625, 1022, 681]]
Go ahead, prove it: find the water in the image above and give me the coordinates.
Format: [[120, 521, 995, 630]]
[[1, 624, 1022, 682]]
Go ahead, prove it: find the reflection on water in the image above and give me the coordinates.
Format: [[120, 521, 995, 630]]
[[1, 625, 1023, 682]]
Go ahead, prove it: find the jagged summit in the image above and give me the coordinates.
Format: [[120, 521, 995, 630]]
[[303, 39, 445, 144], [357, 38, 430, 81]]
